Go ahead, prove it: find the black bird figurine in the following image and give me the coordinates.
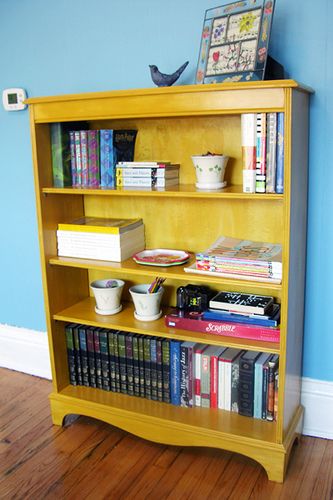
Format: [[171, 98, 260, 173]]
[[149, 61, 189, 87]]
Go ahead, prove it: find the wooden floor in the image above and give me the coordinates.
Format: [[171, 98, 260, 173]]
[[0, 368, 332, 500]]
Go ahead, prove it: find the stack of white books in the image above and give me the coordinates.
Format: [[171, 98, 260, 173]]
[[57, 216, 145, 262], [115, 161, 180, 188]]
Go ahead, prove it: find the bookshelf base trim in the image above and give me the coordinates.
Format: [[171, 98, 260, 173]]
[[48, 389, 303, 483]]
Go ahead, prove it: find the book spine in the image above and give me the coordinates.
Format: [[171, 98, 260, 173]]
[[112, 331, 121, 392], [138, 336, 145, 398], [99, 329, 111, 391], [50, 123, 72, 188], [266, 112, 277, 193], [256, 113, 267, 193], [202, 310, 279, 328], [65, 324, 77, 386], [238, 356, 256, 417], [125, 334, 134, 396], [108, 330, 116, 392], [87, 129, 100, 188], [113, 129, 137, 165], [117, 176, 178, 187], [86, 328, 97, 388], [274, 370, 279, 421], [231, 355, 241, 412], [73, 325, 82, 385], [194, 347, 203, 407], [93, 328, 103, 389], [150, 338, 158, 401], [170, 340, 181, 406], [143, 337, 152, 400], [118, 332, 127, 394], [132, 335, 140, 397], [80, 130, 89, 187], [156, 339, 163, 402], [74, 131, 82, 187], [241, 113, 256, 193], [201, 352, 211, 408], [116, 167, 179, 178], [224, 361, 232, 411], [69, 131, 77, 187], [79, 326, 90, 387], [162, 339, 171, 403], [100, 129, 115, 187], [218, 358, 225, 410], [210, 354, 219, 409], [165, 315, 280, 343], [267, 356, 279, 421], [253, 361, 263, 418], [262, 360, 270, 419], [275, 112, 284, 194]]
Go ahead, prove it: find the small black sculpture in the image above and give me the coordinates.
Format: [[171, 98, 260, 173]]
[[149, 61, 189, 87]]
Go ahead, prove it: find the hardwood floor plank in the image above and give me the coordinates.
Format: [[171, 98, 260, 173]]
[[310, 439, 333, 500]]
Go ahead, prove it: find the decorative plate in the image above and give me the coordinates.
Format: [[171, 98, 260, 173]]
[[133, 249, 190, 267]]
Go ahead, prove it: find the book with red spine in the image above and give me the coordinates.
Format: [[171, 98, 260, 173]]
[[165, 310, 280, 343], [210, 347, 226, 408]]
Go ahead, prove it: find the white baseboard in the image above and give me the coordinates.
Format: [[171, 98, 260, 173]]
[[0, 324, 332, 439], [301, 377, 333, 439], [0, 324, 52, 379]]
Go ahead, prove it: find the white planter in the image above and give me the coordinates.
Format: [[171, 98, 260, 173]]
[[191, 154, 229, 189], [90, 278, 125, 315], [129, 284, 164, 321]]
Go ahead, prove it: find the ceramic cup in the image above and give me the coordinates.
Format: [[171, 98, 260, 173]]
[[191, 154, 229, 190], [90, 278, 125, 315], [129, 284, 164, 321]]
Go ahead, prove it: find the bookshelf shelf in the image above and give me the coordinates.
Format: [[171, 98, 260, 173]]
[[53, 298, 280, 354], [42, 184, 284, 200], [28, 80, 310, 483], [49, 256, 283, 293]]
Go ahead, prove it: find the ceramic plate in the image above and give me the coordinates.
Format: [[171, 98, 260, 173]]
[[133, 249, 190, 267]]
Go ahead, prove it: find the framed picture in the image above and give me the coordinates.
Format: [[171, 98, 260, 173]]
[[196, 0, 275, 84]]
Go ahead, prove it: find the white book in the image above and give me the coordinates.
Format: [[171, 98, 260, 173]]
[[117, 177, 179, 188], [57, 225, 144, 248], [116, 167, 179, 178], [218, 358, 225, 410], [57, 240, 144, 262]]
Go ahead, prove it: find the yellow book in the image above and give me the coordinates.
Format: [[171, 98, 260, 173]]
[[58, 216, 143, 234]]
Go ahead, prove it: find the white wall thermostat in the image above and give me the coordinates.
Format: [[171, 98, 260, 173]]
[[2, 88, 27, 111]]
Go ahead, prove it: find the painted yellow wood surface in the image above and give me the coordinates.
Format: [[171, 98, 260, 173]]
[[28, 80, 310, 482]]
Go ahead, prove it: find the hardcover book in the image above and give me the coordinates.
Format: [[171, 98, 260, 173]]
[[238, 350, 261, 417], [209, 291, 274, 315], [113, 129, 137, 164], [201, 345, 223, 408], [93, 328, 103, 389], [125, 333, 134, 396], [267, 354, 279, 421], [193, 343, 208, 407], [87, 129, 100, 188], [180, 341, 195, 407], [78, 326, 90, 387], [86, 328, 97, 388], [253, 352, 272, 418], [118, 332, 128, 394], [156, 338, 163, 402], [150, 337, 158, 401], [266, 112, 277, 193], [203, 303, 280, 327], [74, 131, 82, 187], [170, 340, 181, 406], [162, 339, 171, 403], [65, 323, 77, 386], [132, 335, 140, 397], [143, 337, 152, 399], [275, 112, 285, 194], [100, 129, 115, 188], [80, 130, 89, 188], [138, 336, 145, 398], [99, 329, 111, 391], [72, 325, 83, 386], [255, 113, 267, 193], [112, 331, 121, 392], [218, 347, 243, 411]]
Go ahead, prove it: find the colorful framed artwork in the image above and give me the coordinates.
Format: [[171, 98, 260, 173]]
[[196, 0, 275, 84]]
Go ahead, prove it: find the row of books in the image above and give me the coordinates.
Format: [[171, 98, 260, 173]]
[[115, 162, 180, 188], [185, 235, 282, 284], [56, 216, 145, 262], [241, 112, 284, 194], [65, 323, 279, 420], [50, 123, 137, 188]]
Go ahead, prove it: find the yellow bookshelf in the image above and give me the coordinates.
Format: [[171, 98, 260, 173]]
[[27, 80, 310, 482]]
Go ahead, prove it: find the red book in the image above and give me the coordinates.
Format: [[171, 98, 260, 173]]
[[165, 310, 280, 343], [193, 343, 208, 407], [210, 347, 225, 408]]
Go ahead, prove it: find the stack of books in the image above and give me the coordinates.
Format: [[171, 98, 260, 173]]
[[56, 216, 145, 262], [50, 124, 137, 189], [185, 235, 282, 284], [116, 161, 180, 188], [65, 323, 279, 420]]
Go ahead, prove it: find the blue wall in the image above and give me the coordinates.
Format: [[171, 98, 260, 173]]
[[0, 0, 331, 382]]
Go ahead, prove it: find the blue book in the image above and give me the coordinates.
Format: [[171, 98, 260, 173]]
[[202, 303, 280, 327], [170, 340, 181, 406], [254, 352, 272, 418], [275, 112, 284, 194], [100, 129, 115, 187]]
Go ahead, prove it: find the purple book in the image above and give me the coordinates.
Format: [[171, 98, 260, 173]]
[[74, 131, 82, 187], [87, 130, 100, 187], [80, 130, 89, 187]]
